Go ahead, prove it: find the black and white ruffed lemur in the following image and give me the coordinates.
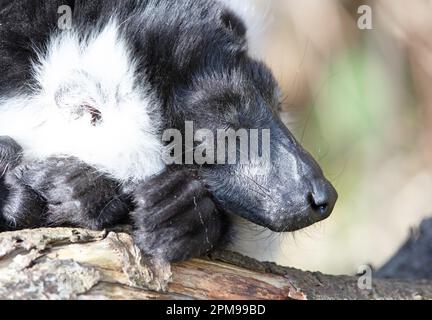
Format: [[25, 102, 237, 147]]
[[0, 0, 337, 262]]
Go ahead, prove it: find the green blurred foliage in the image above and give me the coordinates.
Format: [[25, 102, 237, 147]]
[[301, 47, 395, 194]]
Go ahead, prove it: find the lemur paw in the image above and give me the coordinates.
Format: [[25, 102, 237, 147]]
[[128, 167, 224, 262], [14, 157, 132, 229], [0, 136, 22, 174], [0, 136, 36, 230], [1, 171, 46, 230]]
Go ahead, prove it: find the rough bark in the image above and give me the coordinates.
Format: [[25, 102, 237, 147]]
[[0, 227, 431, 300]]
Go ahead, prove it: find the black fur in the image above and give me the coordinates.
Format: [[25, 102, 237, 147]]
[[0, 136, 22, 172], [0, 0, 337, 261], [126, 167, 224, 262], [0, 141, 224, 261], [0, 0, 244, 261]]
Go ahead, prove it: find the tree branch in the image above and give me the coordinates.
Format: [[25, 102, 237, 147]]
[[0, 227, 431, 300]]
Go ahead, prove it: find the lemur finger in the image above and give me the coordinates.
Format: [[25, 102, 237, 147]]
[[156, 196, 216, 232], [164, 225, 222, 262], [93, 193, 132, 227], [43, 172, 132, 229], [14, 157, 132, 230], [1, 172, 47, 229], [135, 205, 223, 262], [128, 168, 190, 208], [136, 194, 216, 233], [17, 157, 99, 194], [46, 193, 131, 229], [147, 179, 208, 215], [0, 136, 22, 173], [131, 179, 209, 229]]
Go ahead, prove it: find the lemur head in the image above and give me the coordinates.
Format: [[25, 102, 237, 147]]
[[0, 0, 337, 232], [26, 0, 337, 233], [181, 54, 338, 232], [145, 4, 338, 232]]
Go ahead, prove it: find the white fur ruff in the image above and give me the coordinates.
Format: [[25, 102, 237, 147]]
[[0, 21, 165, 182]]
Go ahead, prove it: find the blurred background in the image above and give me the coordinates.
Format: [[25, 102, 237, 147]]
[[231, 0, 432, 275]]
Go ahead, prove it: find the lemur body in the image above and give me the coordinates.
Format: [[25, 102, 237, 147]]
[[0, 0, 337, 262]]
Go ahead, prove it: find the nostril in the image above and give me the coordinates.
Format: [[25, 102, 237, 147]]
[[308, 193, 329, 216], [312, 203, 329, 215], [307, 179, 337, 220]]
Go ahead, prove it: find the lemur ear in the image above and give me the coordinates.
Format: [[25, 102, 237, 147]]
[[220, 10, 247, 40], [54, 72, 103, 125]]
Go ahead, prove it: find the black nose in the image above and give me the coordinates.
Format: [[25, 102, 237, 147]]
[[308, 179, 338, 221]]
